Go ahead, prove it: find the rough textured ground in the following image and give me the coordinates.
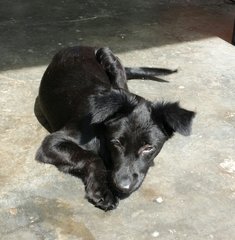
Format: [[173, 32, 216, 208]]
[[0, 1, 235, 240]]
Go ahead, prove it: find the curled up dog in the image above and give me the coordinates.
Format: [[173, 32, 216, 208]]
[[34, 46, 195, 211]]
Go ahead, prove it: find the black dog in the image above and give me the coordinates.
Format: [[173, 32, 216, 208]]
[[34, 46, 195, 211]]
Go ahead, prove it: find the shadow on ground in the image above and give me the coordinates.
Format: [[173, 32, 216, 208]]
[[0, 0, 234, 71]]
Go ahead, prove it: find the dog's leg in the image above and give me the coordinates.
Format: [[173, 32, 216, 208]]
[[96, 47, 128, 90], [36, 131, 119, 211]]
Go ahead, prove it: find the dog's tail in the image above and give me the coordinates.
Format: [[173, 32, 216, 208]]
[[125, 67, 177, 82]]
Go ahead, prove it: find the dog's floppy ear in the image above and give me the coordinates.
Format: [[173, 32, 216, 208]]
[[152, 102, 196, 137], [89, 89, 139, 124]]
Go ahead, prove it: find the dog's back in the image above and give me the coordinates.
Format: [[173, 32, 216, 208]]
[[37, 46, 111, 131]]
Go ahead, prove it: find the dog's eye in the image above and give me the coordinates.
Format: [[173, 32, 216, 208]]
[[110, 139, 122, 147], [138, 144, 154, 155]]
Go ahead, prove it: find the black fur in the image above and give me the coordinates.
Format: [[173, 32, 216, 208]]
[[34, 46, 195, 211]]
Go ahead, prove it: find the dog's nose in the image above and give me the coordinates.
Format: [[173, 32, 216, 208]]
[[114, 175, 132, 192], [113, 171, 140, 193], [119, 177, 132, 190]]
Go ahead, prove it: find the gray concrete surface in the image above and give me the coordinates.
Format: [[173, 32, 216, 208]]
[[0, 1, 235, 240]]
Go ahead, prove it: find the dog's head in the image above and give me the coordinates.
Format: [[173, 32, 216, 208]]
[[90, 89, 195, 195]]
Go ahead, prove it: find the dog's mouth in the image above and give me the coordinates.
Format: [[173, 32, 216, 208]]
[[114, 189, 131, 199]]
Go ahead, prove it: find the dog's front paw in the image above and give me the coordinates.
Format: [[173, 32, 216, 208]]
[[85, 182, 119, 211]]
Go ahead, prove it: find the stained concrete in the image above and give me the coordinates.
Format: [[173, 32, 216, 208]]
[[0, 1, 235, 240]]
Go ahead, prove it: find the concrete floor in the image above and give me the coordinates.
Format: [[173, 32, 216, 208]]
[[0, 1, 235, 240]]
